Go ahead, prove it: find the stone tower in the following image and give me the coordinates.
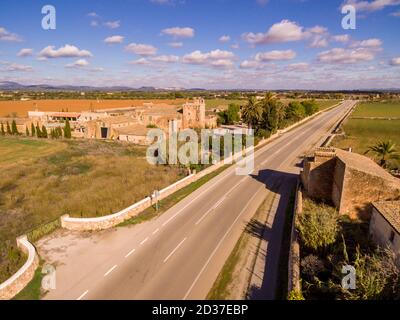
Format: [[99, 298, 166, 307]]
[[182, 98, 206, 129]]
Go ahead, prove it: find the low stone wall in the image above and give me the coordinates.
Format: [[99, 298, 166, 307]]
[[288, 181, 302, 295], [0, 235, 39, 300], [61, 174, 197, 231], [61, 103, 343, 232]]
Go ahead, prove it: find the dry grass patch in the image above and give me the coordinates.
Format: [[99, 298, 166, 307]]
[[0, 137, 184, 283]]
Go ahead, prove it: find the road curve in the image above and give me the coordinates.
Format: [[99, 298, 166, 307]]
[[40, 100, 356, 300]]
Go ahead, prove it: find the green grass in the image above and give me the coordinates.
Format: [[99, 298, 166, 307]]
[[333, 119, 400, 154], [351, 101, 400, 118], [0, 137, 184, 283], [0, 137, 67, 165], [119, 165, 231, 227], [316, 100, 341, 111], [12, 260, 44, 300]]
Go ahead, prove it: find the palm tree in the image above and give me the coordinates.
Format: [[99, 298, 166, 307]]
[[241, 97, 262, 130], [365, 140, 399, 168]]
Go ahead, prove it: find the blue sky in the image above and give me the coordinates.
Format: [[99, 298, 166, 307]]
[[0, 0, 399, 89]]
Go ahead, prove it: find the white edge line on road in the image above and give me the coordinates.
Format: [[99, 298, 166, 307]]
[[125, 248, 136, 258], [183, 191, 260, 300], [152, 228, 160, 235], [140, 237, 149, 245], [77, 290, 89, 300], [104, 265, 118, 277], [163, 237, 187, 263], [161, 103, 350, 229]]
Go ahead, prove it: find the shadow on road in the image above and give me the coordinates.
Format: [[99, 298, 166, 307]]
[[245, 168, 298, 300]]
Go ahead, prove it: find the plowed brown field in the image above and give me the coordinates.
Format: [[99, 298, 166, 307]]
[[0, 99, 184, 117]]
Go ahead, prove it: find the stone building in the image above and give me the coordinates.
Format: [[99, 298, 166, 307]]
[[301, 147, 400, 218], [182, 98, 206, 129], [369, 201, 400, 265]]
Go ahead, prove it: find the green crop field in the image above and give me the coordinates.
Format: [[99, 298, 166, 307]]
[[205, 99, 246, 110], [333, 101, 400, 165], [351, 101, 400, 118], [0, 137, 184, 283]]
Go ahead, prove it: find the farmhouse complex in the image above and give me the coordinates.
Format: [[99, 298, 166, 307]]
[[3, 98, 217, 145]]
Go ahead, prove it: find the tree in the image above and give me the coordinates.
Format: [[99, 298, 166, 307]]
[[11, 120, 19, 135], [297, 200, 339, 252], [36, 123, 42, 138], [365, 140, 399, 168], [301, 100, 319, 116], [6, 121, 12, 135], [241, 97, 262, 130], [218, 104, 240, 125], [286, 102, 306, 121], [259, 94, 285, 134], [31, 123, 36, 137], [41, 125, 48, 138], [64, 119, 72, 139], [0, 123, 5, 136], [26, 127, 30, 136]]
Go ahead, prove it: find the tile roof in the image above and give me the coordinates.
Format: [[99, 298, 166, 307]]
[[373, 201, 400, 234]]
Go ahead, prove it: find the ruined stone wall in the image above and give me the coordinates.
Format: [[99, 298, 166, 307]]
[[332, 157, 346, 209], [303, 157, 336, 203], [340, 167, 400, 218]]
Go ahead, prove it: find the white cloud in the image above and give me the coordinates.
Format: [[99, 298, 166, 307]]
[[90, 21, 99, 27], [125, 43, 158, 56], [38, 45, 93, 59], [389, 56, 400, 65], [2, 62, 33, 72], [318, 47, 376, 64], [0, 27, 22, 42], [219, 35, 231, 43], [255, 50, 296, 61], [307, 26, 328, 35], [332, 34, 351, 43], [161, 27, 195, 38], [151, 55, 179, 63], [231, 43, 240, 49], [349, 38, 383, 48], [287, 63, 310, 71], [104, 35, 124, 44], [87, 12, 99, 18], [343, 0, 400, 12], [240, 60, 262, 69], [183, 49, 235, 68], [309, 36, 329, 48], [104, 20, 120, 29], [129, 58, 150, 65], [168, 42, 183, 48], [242, 20, 306, 45], [17, 48, 33, 57], [66, 59, 90, 68], [390, 10, 400, 15]]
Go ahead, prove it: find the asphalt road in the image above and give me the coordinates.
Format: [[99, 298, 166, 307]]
[[40, 100, 356, 300]]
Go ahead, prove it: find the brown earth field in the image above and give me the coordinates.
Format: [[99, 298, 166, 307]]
[[0, 99, 185, 117]]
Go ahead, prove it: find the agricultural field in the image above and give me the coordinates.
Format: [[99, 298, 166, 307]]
[[351, 101, 400, 118], [0, 99, 184, 117], [0, 137, 184, 283], [205, 99, 246, 111], [333, 101, 400, 165]]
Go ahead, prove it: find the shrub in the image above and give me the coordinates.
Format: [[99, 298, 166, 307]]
[[297, 199, 339, 252]]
